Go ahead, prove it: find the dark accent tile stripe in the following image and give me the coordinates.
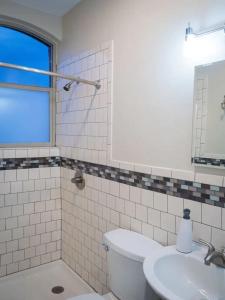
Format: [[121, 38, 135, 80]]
[[0, 157, 61, 170], [0, 156, 224, 208], [61, 157, 225, 208], [192, 157, 225, 168]]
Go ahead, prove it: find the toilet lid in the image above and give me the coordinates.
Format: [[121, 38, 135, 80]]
[[104, 229, 162, 262], [67, 293, 104, 300]]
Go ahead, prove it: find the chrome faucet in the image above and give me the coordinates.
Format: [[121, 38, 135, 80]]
[[196, 239, 225, 268]]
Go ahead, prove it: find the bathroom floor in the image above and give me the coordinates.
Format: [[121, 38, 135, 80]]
[[0, 260, 100, 300]]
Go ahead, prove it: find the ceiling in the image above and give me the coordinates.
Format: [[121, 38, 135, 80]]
[[10, 0, 81, 16]]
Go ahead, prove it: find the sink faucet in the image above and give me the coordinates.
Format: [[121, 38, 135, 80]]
[[196, 239, 225, 268]]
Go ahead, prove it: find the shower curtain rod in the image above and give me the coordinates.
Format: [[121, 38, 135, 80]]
[[0, 62, 101, 90]]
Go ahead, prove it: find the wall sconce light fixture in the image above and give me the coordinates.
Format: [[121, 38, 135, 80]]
[[185, 22, 225, 41]]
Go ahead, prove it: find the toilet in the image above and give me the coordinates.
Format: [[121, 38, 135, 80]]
[[68, 229, 162, 300]]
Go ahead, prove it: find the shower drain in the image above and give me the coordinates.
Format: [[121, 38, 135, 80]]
[[51, 286, 65, 294]]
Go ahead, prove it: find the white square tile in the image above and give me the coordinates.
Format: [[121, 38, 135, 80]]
[[222, 208, 225, 230], [141, 189, 153, 208], [161, 212, 175, 233], [142, 223, 154, 239], [109, 181, 119, 197], [153, 192, 167, 212], [168, 232, 176, 245], [135, 204, 147, 222], [5, 170, 17, 182], [17, 169, 29, 181], [193, 222, 211, 242], [168, 196, 183, 216], [148, 208, 160, 227], [130, 186, 141, 203], [119, 183, 129, 200], [119, 214, 131, 230], [130, 218, 142, 233], [153, 227, 167, 245], [195, 173, 223, 186], [202, 204, 221, 228], [124, 200, 135, 218], [212, 228, 225, 250]]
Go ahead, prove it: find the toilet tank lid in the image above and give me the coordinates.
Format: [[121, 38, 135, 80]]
[[103, 229, 162, 262]]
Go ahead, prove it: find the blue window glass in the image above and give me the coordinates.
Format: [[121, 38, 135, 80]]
[[0, 87, 50, 144], [0, 26, 51, 87], [0, 25, 53, 145]]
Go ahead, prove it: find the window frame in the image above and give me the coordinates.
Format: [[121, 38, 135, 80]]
[[0, 16, 57, 148]]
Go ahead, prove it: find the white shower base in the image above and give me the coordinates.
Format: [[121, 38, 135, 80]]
[[0, 260, 102, 300]]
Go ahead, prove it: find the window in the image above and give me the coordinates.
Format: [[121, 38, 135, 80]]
[[0, 25, 55, 146]]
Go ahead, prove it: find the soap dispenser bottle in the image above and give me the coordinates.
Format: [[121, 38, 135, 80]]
[[176, 208, 192, 253]]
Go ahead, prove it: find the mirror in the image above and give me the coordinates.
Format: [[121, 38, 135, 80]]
[[192, 60, 225, 168]]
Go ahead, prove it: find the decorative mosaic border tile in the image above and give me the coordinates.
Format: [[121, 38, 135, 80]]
[[61, 157, 225, 208], [0, 156, 61, 170], [1, 156, 224, 208], [192, 157, 225, 168]]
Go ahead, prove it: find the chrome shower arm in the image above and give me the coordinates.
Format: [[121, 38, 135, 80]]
[[0, 62, 101, 90]]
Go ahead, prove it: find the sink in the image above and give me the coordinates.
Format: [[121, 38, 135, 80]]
[[143, 245, 225, 300]]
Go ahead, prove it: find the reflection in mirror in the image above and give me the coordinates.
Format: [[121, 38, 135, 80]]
[[192, 60, 225, 168]]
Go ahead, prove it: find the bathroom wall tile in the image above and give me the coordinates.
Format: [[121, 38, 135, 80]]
[[141, 189, 154, 208], [130, 218, 142, 233], [151, 167, 171, 178], [119, 214, 131, 230], [167, 232, 176, 246], [15, 149, 27, 158], [195, 173, 223, 186], [202, 204, 221, 228], [135, 204, 147, 222], [168, 196, 183, 217], [161, 212, 175, 233], [130, 186, 141, 204], [171, 170, 194, 181], [109, 181, 119, 197], [3, 149, 15, 158], [153, 192, 168, 212], [211, 227, 225, 250], [5, 170, 17, 182], [124, 201, 135, 218], [119, 183, 130, 200], [147, 208, 160, 227], [0, 165, 61, 276], [222, 208, 225, 230], [153, 227, 168, 245], [142, 223, 154, 239], [193, 222, 211, 242], [17, 169, 29, 181]]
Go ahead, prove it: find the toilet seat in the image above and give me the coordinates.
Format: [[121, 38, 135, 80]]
[[67, 293, 104, 300]]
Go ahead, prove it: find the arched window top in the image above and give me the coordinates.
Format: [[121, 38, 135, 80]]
[[0, 25, 52, 87]]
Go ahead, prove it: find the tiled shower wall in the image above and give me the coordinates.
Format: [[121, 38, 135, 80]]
[[193, 74, 208, 158], [0, 148, 61, 277], [57, 41, 225, 294]]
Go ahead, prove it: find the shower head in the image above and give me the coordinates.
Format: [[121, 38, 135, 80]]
[[63, 81, 73, 91]]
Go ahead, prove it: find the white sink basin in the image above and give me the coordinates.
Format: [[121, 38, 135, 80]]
[[143, 245, 225, 300]]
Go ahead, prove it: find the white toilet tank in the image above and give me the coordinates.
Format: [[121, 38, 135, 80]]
[[103, 229, 162, 300]]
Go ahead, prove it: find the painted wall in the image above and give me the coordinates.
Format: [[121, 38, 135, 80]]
[[0, 0, 62, 40], [59, 0, 225, 170]]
